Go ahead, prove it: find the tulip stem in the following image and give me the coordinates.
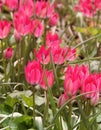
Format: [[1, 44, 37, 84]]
[[32, 86, 35, 126], [68, 103, 72, 130], [18, 40, 22, 81], [43, 90, 49, 126]]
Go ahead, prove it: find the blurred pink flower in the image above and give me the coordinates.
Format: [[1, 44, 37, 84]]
[[24, 60, 42, 85], [4, 47, 13, 59], [34, 45, 50, 64], [49, 12, 59, 26], [0, 20, 11, 39], [0, 0, 3, 11], [81, 74, 100, 106], [18, 0, 34, 17], [58, 93, 69, 107], [51, 46, 76, 64], [35, 1, 54, 18], [64, 64, 89, 97], [5, 0, 18, 11], [46, 32, 61, 48], [95, 0, 101, 10], [14, 12, 32, 36], [32, 19, 44, 38], [40, 70, 54, 90], [75, 0, 95, 17], [51, 46, 66, 64]]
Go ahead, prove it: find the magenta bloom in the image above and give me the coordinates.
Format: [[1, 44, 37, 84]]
[[34, 45, 50, 64], [75, 0, 101, 17], [0, 0, 3, 11], [64, 64, 89, 97], [35, 1, 54, 18], [5, 0, 19, 11], [51, 46, 76, 64], [24, 60, 42, 85], [32, 19, 44, 38], [49, 13, 59, 26], [82, 74, 100, 106], [40, 70, 54, 90], [4, 47, 13, 59], [18, 0, 34, 17], [58, 93, 69, 107], [14, 12, 32, 36], [0, 20, 11, 39], [46, 32, 61, 48]]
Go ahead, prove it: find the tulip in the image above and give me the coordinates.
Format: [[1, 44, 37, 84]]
[[46, 32, 61, 49], [34, 45, 50, 64], [81, 74, 100, 106], [32, 19, 44, 38], [40, 70, 54, 90], [49, 13, 59, 26], [4, 47, 13, 59], [24, 60, 42, 85], [0, 20, 11, 39], [58, 93, 69, 107]]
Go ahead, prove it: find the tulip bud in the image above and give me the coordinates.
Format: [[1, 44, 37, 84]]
[[4, 47, 13, 59]]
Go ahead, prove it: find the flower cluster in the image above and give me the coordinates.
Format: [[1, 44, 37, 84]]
[[59, 64, 101, 106], [24, 60, 54, 90], [75, 0, 101, 17]]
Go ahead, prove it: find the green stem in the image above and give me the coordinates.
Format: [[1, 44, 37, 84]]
[[68, 103, 72, 130], [18, 40, 21, 81], [50, 51, 60, 95], [43, 90, 49, 126], [51, 91, 96, 124], [74, 33, 101, 49], [33, 86, 35, 125]]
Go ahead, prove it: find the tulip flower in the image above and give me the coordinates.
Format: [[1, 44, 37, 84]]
[[0, 20, 11, 39], [49, 13, 59, 26], [81, 74, 100, 106], [24, 60, 42, 85], [40, 70, 54, 90], [4, 47, 13, 59], [34, 45, 50, 65], [46, 32, 61, 48]]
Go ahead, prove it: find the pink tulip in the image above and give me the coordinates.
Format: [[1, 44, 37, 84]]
[[14, 12, 32, 36], [0, 0, 3, 11], [95, 0, 101, 10], [51, 46, 67, 64], [40, 70, 54, 90], [65, 48, 76, 61], [51, 46, 76, 64], [95, 73, 101, 93], [5, 0, 18, 11], [35, 1, 54, 18], [24, 60, 42, 85], [75, 0, 101, 17], [81, 74, 100, 106], [64, 64, 89, 97], [4, 47, 13, 59], [49, 13, 59, 26], [0, 20, 11, 39], [34, 45, 50, 64], [46, 32, 61, 48], [18, 0, 34, 17], [58, 93, 69, 107], [32, 19, 44, 38], [14, 29, 22, 40], [75, 0, 95, 17]]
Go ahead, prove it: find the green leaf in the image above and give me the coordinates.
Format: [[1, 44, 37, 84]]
[[88, 27, 98, 35], [22, 95, 33, 107], [4, 96, 18, 108]]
